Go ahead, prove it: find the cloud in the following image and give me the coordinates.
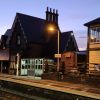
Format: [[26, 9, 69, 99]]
[[67, 15, 86, 20], [77, 36, 87, 38]]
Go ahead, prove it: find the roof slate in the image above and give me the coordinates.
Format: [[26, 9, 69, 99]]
[[3, 13, 78, 52], [61, 31, 71, 52], [17, 13, 46, 44], [5, 29, 12, 45], [84, 17, 100, 26], [61, 31, 78, 52]]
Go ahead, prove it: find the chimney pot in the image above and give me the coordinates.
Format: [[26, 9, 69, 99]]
[[47, 7, 49, 11], [56, 10, 58, 14], [53, 9, 55, 13], [50, 8, 52, 12]]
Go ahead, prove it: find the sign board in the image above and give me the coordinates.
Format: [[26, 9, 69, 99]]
[[54, 54, 61, 58]]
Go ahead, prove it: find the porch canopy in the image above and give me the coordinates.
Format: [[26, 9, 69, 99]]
[[0, 50, 9, 61]]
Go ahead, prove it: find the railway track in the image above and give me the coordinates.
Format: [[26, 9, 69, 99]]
[[0, 74, 100, 100]]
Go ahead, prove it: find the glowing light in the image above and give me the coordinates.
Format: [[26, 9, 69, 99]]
[[48, 27, 55, 31], [91, 35, 95, 40]]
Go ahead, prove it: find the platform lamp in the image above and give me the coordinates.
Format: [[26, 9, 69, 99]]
[[47, 26, 61, 80]]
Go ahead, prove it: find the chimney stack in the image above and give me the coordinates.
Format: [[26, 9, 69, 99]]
[[46, 7, 58, 24]]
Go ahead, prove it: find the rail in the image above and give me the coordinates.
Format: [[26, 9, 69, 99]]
[[0, 74, 100, 100]]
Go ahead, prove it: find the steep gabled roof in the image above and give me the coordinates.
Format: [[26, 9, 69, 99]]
[[84, 17, 100, 26], [3, 12, 79, 53], [13, 13, 46, 44], [61, 31, 79, 52]]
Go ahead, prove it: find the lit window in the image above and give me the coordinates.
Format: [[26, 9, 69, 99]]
[[90, 27, 100, 43]]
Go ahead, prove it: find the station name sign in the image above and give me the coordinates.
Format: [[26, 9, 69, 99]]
[[54, 54, 61, 58]]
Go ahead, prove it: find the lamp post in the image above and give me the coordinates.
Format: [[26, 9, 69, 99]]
[[48, 27, 60, 77], [57, 30, 60, 72]]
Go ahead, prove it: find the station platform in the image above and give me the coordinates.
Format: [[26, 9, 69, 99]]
[[0, 73, 100, 100]]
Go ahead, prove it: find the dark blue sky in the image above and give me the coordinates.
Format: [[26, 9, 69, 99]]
[[0, 0, 100, 50]]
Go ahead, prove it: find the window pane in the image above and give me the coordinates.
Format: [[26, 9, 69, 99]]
[[90, 27, 100, 43]]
